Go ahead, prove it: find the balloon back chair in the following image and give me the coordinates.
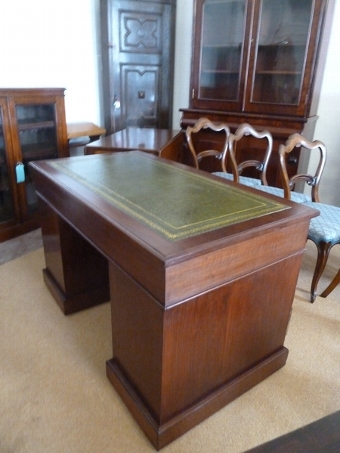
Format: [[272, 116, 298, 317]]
[[185, 117, 233, 174], [212, 122, 273, 187], [215, 122, 273, 185], [279, 133, 340, 302]]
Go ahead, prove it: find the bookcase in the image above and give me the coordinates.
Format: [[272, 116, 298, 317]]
[[180, 0, 335, 186], [0, 88, 68, 242]]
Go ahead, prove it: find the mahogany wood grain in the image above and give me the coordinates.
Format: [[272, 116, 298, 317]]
[[85, 127, 184, 162], [30, 152, 317, 449], [40, 201, 109, 315]]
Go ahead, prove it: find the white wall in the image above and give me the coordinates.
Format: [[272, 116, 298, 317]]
[[172, 0, 194, 127], [1, 0, 339, 206], [0, 0, 101, 124], [312, 0, 340, 206]]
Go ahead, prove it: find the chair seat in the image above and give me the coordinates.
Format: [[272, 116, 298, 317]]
[[213, 172, 262, 187], [254, 185, 311, 203], [304, 201, 340, 244]]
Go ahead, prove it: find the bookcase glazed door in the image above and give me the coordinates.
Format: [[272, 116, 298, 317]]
[[101, 0, 176, 135], [12, 101, 61, 220], [191, 0, 251, 112], [0, 98, 17, 229], [244, 0, 327, 117]]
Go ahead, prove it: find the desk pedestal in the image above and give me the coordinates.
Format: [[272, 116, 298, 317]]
[[106, 251, 302, 450], [40, 207, 110, 314]]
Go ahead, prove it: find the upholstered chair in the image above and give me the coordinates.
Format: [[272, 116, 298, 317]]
[[185, 117, 232, 173], [279, 133, 340, 302], [213, 122, 273, 187]]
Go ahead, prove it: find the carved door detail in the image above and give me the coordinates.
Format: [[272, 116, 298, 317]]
[[101, 0, 176, 134]]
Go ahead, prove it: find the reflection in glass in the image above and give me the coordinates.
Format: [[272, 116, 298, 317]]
[[252, 0, 313, 105], [16, 104, 58, 214], [199, 0, 246, 101]]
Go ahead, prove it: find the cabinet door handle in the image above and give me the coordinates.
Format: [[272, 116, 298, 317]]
[[113, 95, 120, 109]]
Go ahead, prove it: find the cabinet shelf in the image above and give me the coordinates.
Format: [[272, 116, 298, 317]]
[[258, 43, 305, 48], [18, 120, 55, 131], [256, 71, 302, 76], [201, 70, 240, 74], [202, 44, 241, 49], [21, 143, 58, 162]]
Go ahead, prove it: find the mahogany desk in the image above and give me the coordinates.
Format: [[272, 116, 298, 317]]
[[84, 126, 184, 162], [29, 152, 316, 450]]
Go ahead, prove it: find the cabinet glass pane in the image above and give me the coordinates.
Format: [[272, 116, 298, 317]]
[[252, 0, 313, 105], [0, 107, 15, 223], [199, 0, 246, 101], [16, 104, 58, 214]]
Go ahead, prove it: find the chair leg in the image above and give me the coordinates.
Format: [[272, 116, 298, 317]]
[[320, 268, 340, 298], [310, 240, 333, 303]]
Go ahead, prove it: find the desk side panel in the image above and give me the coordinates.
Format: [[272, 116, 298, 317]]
[[165, 219, 310, 306], [106, 248, 303, 449]]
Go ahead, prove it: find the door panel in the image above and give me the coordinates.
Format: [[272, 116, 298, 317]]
[[122, 66, 159, 128], [101, 0, 176, 134]]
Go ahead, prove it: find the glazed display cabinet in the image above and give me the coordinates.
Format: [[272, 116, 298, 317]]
[[0, 88, 68, 242], [180, 0, 335, 186]]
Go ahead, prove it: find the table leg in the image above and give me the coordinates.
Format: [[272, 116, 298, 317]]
[[320, 268, 340, 298]]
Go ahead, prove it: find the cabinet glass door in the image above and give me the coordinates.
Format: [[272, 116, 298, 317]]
[[0, 101, 16, 225], [16, 103, 58, 216], [246, 0, 316, 115], [192, 0, 248, 110]]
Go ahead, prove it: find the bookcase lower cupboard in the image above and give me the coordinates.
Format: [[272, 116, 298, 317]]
[[0, 88, 68, 242]]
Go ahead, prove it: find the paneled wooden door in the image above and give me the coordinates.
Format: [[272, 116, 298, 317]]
[[101, 0, 176, 135]]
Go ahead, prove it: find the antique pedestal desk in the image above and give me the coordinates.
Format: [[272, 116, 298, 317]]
[[29, 152, 317, 450]]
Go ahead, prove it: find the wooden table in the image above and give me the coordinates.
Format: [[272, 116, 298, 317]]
[[29, 152, 317, 450], [84, 126, 184, 162], [67, 122, 106, 141], [67, 122, 106, 151]]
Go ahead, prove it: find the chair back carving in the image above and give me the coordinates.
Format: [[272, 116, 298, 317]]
[[229, 123, 273, 186], [185, 118, 233, 174], [279, 133, 327, 203]]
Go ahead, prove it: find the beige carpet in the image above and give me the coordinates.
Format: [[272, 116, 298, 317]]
[[0, 241, 339, 453]]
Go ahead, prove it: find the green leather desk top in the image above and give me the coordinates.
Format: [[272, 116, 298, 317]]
[[49, 153, 289, 241]]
